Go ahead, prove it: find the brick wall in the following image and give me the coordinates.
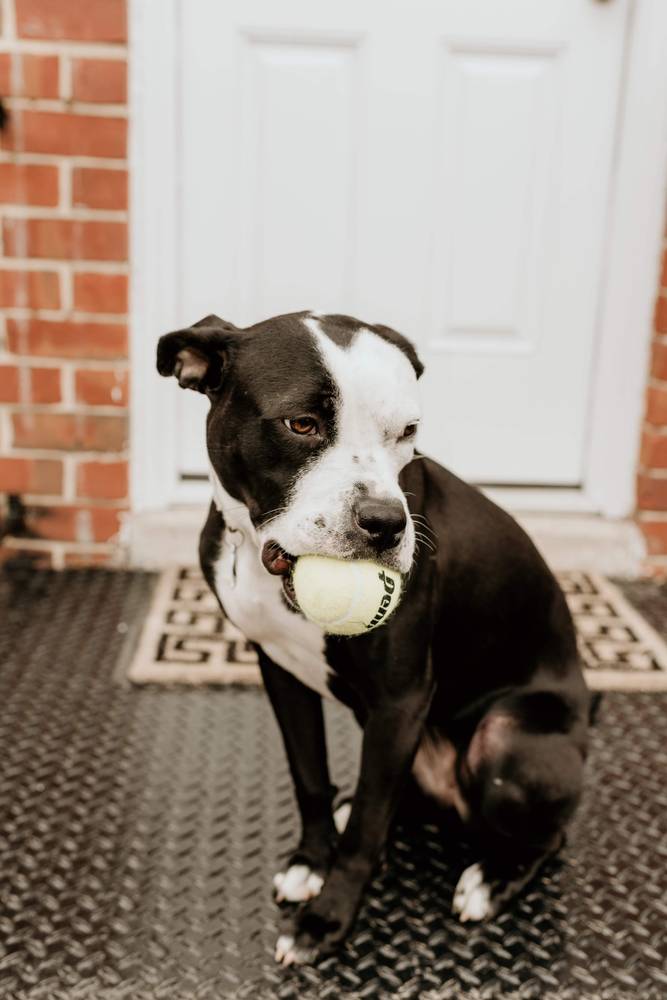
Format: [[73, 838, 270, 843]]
[[0, 0, 128, 568], [637, 221, 667, 575]]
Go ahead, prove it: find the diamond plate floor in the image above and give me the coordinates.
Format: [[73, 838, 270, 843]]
[[0, 567, 666, 999]]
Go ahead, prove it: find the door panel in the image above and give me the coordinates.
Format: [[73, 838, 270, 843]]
[[236, 34, 360, 318]]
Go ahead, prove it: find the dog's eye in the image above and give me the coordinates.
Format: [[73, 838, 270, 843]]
[[284, 416, 319, 436], [401, 423, 418, 440]]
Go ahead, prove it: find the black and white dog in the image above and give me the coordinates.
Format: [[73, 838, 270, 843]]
[[157, 311, 591, 965]]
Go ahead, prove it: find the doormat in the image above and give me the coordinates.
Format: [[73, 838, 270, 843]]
[[126, 567, 667, 690]]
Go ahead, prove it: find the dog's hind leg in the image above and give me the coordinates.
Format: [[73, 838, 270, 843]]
[[411, 728, 470, 821], [452, 698, 585, 921]]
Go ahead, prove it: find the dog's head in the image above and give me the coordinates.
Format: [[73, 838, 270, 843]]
[[158, 311, 423, 584]]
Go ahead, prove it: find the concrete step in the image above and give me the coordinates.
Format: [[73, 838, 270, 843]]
[[125, 505, 644, 577]]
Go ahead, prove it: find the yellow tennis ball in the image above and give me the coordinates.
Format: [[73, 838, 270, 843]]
[[291, 555, 403, 636]]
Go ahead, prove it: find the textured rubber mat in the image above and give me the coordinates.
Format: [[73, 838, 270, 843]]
[[0, 568, 666, 999]]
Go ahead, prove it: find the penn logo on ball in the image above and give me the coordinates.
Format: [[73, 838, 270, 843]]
[[291, 555, 403, 636]]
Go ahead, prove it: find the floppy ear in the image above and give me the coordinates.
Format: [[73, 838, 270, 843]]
[[156, 314, 240, 393]]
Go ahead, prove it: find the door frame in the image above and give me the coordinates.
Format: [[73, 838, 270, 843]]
[[129, 0, 667, 518]]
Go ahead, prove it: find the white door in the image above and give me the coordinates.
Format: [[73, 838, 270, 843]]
[[172, 0, 628, 497]]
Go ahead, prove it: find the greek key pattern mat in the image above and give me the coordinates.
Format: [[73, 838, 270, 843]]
[[127, 567, 667, 690]]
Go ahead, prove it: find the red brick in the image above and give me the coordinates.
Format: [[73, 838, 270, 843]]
[[645, 385, 667, 426], [76, 459, 128, 500], [7, 318, 127, 360], [25, 504, 123, 543], [0, 365, 60, 403], [0, 456, 62, 494], [640, 430, 667, 470], [0, 163, 59, 206], [64, 548, 114, 567], [27, 367, 61, 403], [637, 474, 667, 511], [650, 341, 667, 382], [31, 367, 61, 403], [0, 269, 60, 308], [73, 272, 127, 313], [72, 167, 127, 210], [12, 412, 127, 451], [4, 218, 127, 261], [3, 110, 127, 158], [15, 0, 127, 43], [0, 52, 59, 98], [74, 368, 128, 407], [656, 296, 667, 335], [0, 366, 20, 402], [72, 58, 126, 104], [638, 521, 667, 556]]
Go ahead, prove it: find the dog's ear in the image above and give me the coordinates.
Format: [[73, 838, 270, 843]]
[[156, 314, 240, 393]]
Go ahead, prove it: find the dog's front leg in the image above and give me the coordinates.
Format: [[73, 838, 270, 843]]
[[276, 681, 433, 965], [257, 649, 338, 904]]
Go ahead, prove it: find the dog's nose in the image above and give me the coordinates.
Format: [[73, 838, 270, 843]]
[[353, 497, 407, 550]]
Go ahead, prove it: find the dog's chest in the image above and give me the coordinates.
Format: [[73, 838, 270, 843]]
[[212, 531, 333, 699]]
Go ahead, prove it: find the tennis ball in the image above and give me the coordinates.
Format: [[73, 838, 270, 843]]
[[291, 555, 403, 636]]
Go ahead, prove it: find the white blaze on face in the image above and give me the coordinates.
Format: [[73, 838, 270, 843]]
[[259, 315, 420, 573]]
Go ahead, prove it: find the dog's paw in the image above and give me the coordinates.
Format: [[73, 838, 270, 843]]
[[273, 864, 324, 904], [452, 862, 494, 922], [274, 932, 317, 966], [275, 879, 361, 964]]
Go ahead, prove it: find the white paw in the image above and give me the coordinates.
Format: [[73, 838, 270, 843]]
[[273, 864, 324, 903], [274, 933, 313, 966], [334, 800, 352, 834], [452, 862, 493, 922], [275, 933, 295, 964]]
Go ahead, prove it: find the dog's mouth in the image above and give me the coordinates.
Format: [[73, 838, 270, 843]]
[[261, 540, 298, 607]]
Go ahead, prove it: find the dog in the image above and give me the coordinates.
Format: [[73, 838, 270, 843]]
[[157, 310, 591, 965]]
